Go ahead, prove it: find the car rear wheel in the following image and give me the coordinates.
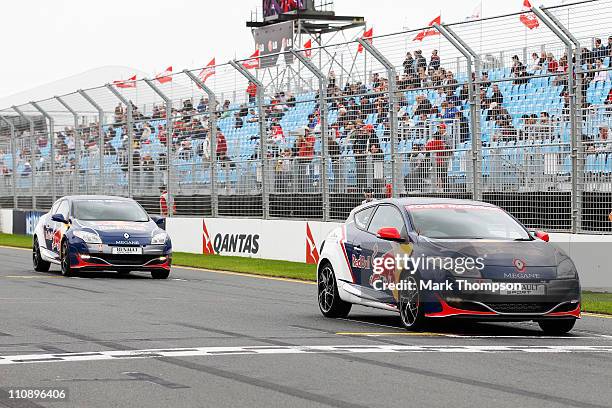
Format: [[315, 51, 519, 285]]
[[538, 318, 576, 334], [318, 262, 351, 318], [151, 270, 170, 279], [32, 237, 50, 272], [398, 272, 425, 330], [60, 240, 74, 277]]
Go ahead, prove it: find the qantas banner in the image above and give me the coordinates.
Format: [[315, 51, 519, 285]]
[[253, 21, 294, 68], [166, 217, 338, 263]]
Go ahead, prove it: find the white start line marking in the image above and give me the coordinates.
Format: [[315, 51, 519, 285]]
[[1, 345, 612, 365]]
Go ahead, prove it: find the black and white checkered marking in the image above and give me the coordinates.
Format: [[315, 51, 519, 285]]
[[1, 345, 612, 365]]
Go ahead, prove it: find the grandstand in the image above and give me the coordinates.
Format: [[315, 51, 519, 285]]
[[0, 0, 611, 233]]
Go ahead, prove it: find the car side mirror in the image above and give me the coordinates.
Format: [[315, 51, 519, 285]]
[[534, 230, 549, 242], [376, 227, 404, 242], [51, 214, 68, 224], [151, 215, 166, 230]]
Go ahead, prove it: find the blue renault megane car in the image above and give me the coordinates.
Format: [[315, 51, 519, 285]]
[[32, 195, 172, 278], [317, 198, 580, 334]]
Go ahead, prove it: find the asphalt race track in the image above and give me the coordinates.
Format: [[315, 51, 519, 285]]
[[1, 246, 612, 408]]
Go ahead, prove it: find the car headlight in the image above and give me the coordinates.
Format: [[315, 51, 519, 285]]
[[151, 231, 168, 245], [557, 258, 577, 279], [73, 230, 102, 244]]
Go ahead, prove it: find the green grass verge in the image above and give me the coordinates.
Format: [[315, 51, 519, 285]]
[[1, 232, 610, 314], [0, 233, 316, 281]]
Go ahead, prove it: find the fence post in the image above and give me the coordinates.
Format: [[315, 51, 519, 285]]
[[55, 96, 80, 194], [105, 84, 134, 199], [434, 23, 482, 201], [229, 60, 268, 219], [290, 49, 329, 220], [539, 6, 583, 233], [356, 38, 399, 198], [532, 6, 579, 233], [0, 116, 16, 208], [143, 79, 173, 216], [78, 90, 105, 194], [12, 106, 36, 209], [183, 69, 218, 218], [30, 102, 55, 203]]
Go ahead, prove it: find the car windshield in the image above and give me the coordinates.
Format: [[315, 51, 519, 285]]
[[407, 204, 531, 240], [73, 200, 149, 222]]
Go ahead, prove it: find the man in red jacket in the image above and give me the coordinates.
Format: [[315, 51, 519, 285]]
[[216, 128, 228, 162], [246, 82, 257, 104]]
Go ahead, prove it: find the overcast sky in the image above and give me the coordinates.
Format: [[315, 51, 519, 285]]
[[0, 0, 565, 99]]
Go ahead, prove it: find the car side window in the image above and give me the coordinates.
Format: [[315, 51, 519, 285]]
[[57, 201, 70, 219], [50, 201, 60, 215], [354, 206, 376, 230], [367, 205, 406, 236]]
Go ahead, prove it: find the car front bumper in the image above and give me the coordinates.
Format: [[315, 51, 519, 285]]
[[70, 242, 171, 271], [423, 278, 581, 320]]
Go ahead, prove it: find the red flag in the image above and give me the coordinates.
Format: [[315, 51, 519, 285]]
[[242, 49, 260, 69], [198, 58, 216, 83], [155, 66, 172, 84], [520, 0, 539, 29], [413, 15, 441, 41], [304, 39, 312, 58], [113, 75, 137, 88], [357, 27, 373, 53]]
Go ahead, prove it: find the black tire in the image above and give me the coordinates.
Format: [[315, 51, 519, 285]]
[[151, 270, 170, 279], [117, 270, 131, 276], [60, 239, 74, 277], [398, 271, 426, 330], [32, 237, 51, 272], [538, 319, 576, 335], [317, 262, 352, 318]]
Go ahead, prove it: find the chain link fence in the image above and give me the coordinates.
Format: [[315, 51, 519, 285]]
[[1, 0, 612, 233]]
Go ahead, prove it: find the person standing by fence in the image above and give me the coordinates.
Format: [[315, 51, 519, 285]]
[[159, 185, 176, 216]]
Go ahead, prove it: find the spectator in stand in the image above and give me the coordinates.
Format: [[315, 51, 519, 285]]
[[490, 84, 504, 106], [246, 81, 257, 104], [413, 94, 433, 117], [425, 125, 450, 191], [443, 70, 458, 94], [519, 114, 539, 141], [512, 55, 529, 84], [480, 71, 491, 90], [604, 87, 612, 115], [352, 123, 369, 192], [405, 142, 426, 192], [274, 148, 293, 193], [480, 88, 492, 112], [530, 52, 543, 71], [594, 125, 611, 153], [216, 127, 228, 163], [327, 133, 340, 192], [114, 103, 124, 123], [296, 128, 315, 192], [455, 110, 470, 143], [536, 112, 554, 140], [403, 51, 415, 76], [494, 117, 518, 142], [415, 50, 427, 71], [439, 100, 457, 121], [592, 59, 609, 82], [486, 102, 510, 122], [429, 49, 440, 71], [545, 52, 558, 73], [159, 185, 176, 216], [592, 38, 608, 61]]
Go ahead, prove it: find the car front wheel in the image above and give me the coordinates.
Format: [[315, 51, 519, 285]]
[[538, 318, 576, 334], [398, 272, 425, 330], [33, 237, 51, 272], [151, 270, 170, 279], [318, 262, 351, 318], [60, 240, 74, 277]]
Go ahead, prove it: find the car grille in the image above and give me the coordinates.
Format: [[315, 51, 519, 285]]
[[92, 254, 164, 266], [486, 302, 557, 314]]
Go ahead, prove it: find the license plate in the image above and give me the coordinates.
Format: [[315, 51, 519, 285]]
[[501, 283, 546, 296], [112, 246, 142, 255]]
